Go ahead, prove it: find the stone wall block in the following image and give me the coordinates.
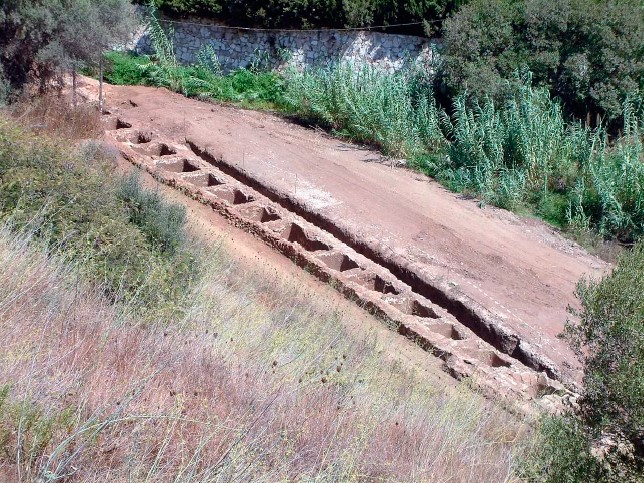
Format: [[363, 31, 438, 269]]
[[133, 20, 438, 73]]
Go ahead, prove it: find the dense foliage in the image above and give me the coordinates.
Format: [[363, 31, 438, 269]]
[[440, 0, 644, 125], [0, 0, 136, 100], [148, 0, 464, 33], [566, 244, 644, 450], [522, 245, 644, 482]]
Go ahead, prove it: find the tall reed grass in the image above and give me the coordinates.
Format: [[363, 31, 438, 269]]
[[106, 8, 644, 242], [283, 66, 644, 242], [283, 62, 445, 157]]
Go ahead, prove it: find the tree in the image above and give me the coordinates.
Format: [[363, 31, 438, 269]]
[[0, 0, 138, 98], [564, 244, 644, 454], [440, 0, 644, 125]]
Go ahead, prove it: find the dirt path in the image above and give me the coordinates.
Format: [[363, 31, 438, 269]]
[[80, 77, 607, 397]]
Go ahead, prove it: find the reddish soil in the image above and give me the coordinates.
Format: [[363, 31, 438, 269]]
[[80, 77, 608, 389]]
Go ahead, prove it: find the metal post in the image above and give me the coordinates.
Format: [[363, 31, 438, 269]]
[[98, 53, 104, 114]]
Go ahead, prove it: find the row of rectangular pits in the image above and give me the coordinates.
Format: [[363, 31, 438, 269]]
[[114, 123, 509, 373], [272, 223, 449, 325], [154, 160, 257, 206], [152, 156, 449, 329]]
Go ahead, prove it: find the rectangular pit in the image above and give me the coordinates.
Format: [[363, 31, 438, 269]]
[[209, 188, 255, 205], [465, 350, 512, 368], [158, 159, 200, 173], [427, 323, 465, 341], [280, 223, 331, 252], [316, 251, 360, 272], [240, 205, 282, 223], [351, 272, 401, 295], [185, 173, 224, 188], [135, 142, 177, 157], [385, 297, 440, 319], [134, 131, 152, 144], [116, 118, 132, 129]]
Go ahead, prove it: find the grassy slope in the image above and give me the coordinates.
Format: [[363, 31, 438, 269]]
[[0, 105, 528, 480]]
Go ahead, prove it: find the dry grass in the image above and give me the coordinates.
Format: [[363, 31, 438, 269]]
[[0, 222, 529, 482], [0, 93, 529, 481], [8, 95, 103, 140]]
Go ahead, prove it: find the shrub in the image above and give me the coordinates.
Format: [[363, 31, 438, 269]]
[[0, 0, 137, 94], [103, 51, 149, 85], [520, 414, 606, 482], [441, 0, 644, 125], [0, 114, 199, 318], [564, 244, 644, 449], [118, 172, 187, 255], [522, 244, 644, 482]]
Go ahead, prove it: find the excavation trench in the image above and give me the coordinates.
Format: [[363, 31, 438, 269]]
[[186, 139, 557, 379]]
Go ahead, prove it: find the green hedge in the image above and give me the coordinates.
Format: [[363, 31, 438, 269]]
[[440, 0, 644, 125], [143, 0, 465, 34]]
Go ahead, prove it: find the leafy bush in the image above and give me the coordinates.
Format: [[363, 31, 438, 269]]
[[522, 244, 644, 482], [520, 415, 605, 482], [441, 0, 644, 124], [103, 51, 149, 85], [565, 244, 644, 448], [0, 115, 199, 318], [118, 172, 187, 254], [147, 0, 459, 33], [440, 71, 583, 211], [0, 0, 137, 94]]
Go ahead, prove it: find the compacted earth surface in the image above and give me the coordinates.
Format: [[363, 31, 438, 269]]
[[79, 77, 608, 401]]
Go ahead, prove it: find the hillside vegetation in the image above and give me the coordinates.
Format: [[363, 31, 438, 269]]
[[1, 0, 643, 481], [0, 111, 523, 481]]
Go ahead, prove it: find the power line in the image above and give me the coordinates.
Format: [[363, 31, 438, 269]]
[[153, 17, 442, 34]]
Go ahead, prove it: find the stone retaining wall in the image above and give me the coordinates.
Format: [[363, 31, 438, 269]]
[[134, 20, 439, 73]]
